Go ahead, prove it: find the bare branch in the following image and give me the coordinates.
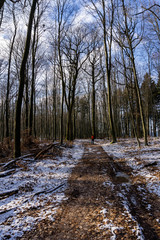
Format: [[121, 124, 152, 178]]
[[136, 4, 160, 21]]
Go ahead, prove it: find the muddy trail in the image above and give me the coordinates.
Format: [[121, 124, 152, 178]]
[[22, 142, 160, 240]]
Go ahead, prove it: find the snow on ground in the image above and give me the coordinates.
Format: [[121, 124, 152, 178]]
[[96, 137, 160, 239], [0, 141, 84, 240], [100, 137, 160, 197], [99, 207, 124, 240]]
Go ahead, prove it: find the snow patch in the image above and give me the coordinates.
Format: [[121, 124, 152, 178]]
[[0, 141, 84, 239], [99, 207, 123, 240], [101, 138, 160, 197]]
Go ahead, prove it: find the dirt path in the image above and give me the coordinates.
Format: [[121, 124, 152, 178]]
[[21, 142, 160, 240]]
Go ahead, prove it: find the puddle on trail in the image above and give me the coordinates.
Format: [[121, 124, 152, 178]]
[[114, 172, 130, 184]]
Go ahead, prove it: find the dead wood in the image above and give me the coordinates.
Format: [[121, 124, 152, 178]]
[[2, 154, 34, 171], [0, 169, 16, 178], [143, 161, 157, 168], [0, 189, 18, 200], [2, 159, 19, 170], [33, 183, 65, 197], [34, 143, 60, 160], [0, 207, 17, 215]]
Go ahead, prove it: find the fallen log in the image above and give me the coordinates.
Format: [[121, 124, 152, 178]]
[[0, 183, 65, 217], [0, 207, 17, 216], [2, 154, 34, 171], [34, 143, 60, 160], [2, 159, 19, 170], [0, 189, 18, 200], [0, 169, 16, 178], [33, 183, 65, 197], [144, 161, 157, 168]]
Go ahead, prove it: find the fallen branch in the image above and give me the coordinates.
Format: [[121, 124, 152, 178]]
[[0, 189, 18, 200], [2, 159, 19, 170], [34, 143, 60, 160], [33, 183, 65, 196], [2, 153, 34, 171], [0, 169, 16, 178], [0, 183, 65, 218], [0, 207, 17, 216], [143, 161, 157, 168]]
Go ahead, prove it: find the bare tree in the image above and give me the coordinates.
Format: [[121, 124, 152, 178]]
[[5, 5, 17, 139], [120, 0, 148, 145], [29, 0, 46, 136], [14, 0, 38, 157], [83, 32, 102, 139], [137, 3, 160, 21], [63, 27, 89, 140], [56, 0, 75, 143], [85, 0, 117, 142], [0, 0, 22, 10]]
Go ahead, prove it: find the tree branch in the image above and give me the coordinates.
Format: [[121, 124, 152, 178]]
[[136, 4, 160, 21]]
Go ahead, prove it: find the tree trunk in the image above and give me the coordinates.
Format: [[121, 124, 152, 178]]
[[67, 107, 73, 141], [6, 9, 17, 138], [14, 0, 37, 157], [122, 0, 148, 145], [60, 90, 64, 144], [25, 69, 29, 130], [131, 53, 148, 145], [33, 92, 36, 138], [0, 0, 5, 10], [121, 48, 140, 146], [45, 73, 48, 138], [29, 45, 35, 136], [102, 0, 116, 143], [91, 70, 96, 138]]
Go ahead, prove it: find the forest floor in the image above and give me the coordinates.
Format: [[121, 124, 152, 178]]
[[0, 138, 160, 239]]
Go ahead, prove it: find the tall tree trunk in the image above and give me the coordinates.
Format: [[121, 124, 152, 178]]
[[14, 0, 37, 157], [40, 101, 43, 139], [29, 51, 35, 136], [67, 105, 74, 141], [73, 105, 76, 139], [153, 113, 157, 137], [102, 0, 116, 143], [53, 51, 57, 140], [91, 69, 96, 138], [131, 53, 148, 145], [122, 0, 148, 145], [60, 90, 64, 144], [25, 69, 29, 130], [0, 0, 5, 10], [53, 86, 57, 140], [33, 91, 36, 138], [58, 19, 65, 144], [6, 8, 17, 138], [29, 19, 37, 136], [1, 99, 4, 141], [45, 73, 48, 138], [121, 48, 140, 146]]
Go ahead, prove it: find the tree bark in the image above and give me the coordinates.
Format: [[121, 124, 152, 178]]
[[0, 0, 5, 10], [25, 68, 29, 130], [14, 0, 37, 158], [122, 0, 148, 145], [102, 0, 116, 143], [29, 26, 36, 136], [121, 48, 140, 147], [91, 66, 96, 138], [6, 8, 17, 138]]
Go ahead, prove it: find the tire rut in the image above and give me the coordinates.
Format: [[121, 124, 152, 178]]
[[21, 142, 160, 240]]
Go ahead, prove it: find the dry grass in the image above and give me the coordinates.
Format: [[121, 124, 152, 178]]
[[0, 137, 13, 159]]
